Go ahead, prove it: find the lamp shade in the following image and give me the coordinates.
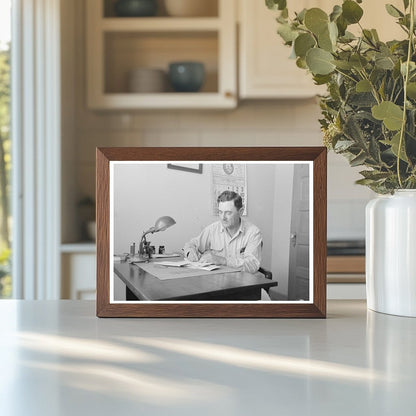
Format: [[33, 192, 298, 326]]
[[154, 216, 176, 232]]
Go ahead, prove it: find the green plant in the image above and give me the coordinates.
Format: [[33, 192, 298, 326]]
[[0, 247, 11, 298], [266, 0, 416, 193]]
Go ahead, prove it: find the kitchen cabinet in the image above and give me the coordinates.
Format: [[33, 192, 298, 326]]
[[86, 0, 237, 109], [238, 0, 326, 99], [61, 245, 96, 300], [238, 0, 404, 99]]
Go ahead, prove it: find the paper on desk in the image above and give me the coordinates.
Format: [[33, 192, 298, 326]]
[[157, 259, 220, 271], [152, 253, 181, 258]]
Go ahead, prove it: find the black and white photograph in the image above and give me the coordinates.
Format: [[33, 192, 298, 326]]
[[110, 161, 313, 303]]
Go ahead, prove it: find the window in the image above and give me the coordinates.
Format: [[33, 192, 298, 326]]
[[0, 0, 11, 298]]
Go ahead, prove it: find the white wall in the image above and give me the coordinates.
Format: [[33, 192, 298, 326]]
[[271, 165, 294, 299]]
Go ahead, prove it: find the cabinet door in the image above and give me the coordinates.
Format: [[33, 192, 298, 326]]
[[239, 0, 326, 99], [239, 0, 404, 99], [62, 253, 96, 300]]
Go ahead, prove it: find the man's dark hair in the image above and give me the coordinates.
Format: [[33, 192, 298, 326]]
[[217, 191, 243, 210]]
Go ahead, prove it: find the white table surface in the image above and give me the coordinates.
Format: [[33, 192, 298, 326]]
[[0, 300, 415, 416]]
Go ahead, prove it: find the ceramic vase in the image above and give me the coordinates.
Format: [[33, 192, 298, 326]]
[[366, 190, 416, 317]]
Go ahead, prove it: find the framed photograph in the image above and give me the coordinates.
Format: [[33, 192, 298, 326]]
[[167, 163, 203, 174], [96, 147, 327, 318]]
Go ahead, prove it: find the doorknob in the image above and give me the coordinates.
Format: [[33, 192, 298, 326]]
[[290, 233, 297, 247]]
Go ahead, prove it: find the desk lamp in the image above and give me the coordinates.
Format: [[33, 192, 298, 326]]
[[138, 216, 176, 259]]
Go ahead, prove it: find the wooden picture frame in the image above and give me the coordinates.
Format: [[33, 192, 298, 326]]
[[96, 147, 327, 318]]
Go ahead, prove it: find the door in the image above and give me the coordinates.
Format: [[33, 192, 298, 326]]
[[288, 164, 310, 300]]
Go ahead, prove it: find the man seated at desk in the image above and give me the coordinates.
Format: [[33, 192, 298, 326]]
[[183, 191, 262, 274]]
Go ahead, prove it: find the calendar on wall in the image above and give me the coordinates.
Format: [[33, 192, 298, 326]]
[[211, 164, 247, 215]]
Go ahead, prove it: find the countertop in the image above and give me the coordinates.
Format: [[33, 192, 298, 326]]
[[0, 300, 415, 415]]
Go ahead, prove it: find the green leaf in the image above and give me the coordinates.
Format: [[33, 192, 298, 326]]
[[276, 14, 287, 24], [342, 0, 364, 24], [393, 60, 402, 79], [401, 61, 416, 76], [356, 79, 372, 92], [266, 0, 287, 11], [318, 27, 334, 52], [363, 29, 376, 46], [296, 8, 307, 23], [296, 57, 308, 69], [371, 29, 380, 43], [372, 101, 404, 131], [350, 152, 367, 167], [407, 82, 416, 99], [294, 33, 316, 58], [328, 21, 338, 45], [304, 8, 329, 35], [277, 23, 299, 43], [360, 170, 392, 181], [369, 136, 382, 163], [330, 5, 342, 22], [343, 114, 367, 147], [375, 55, 395, 70], [333, 60, 353, 70], [403, 0, 410, 10], [339, 31, 356, 43], [348, 92, 377, 107], [336, 15, 348, 36], [350, 54, 368, 70], [385, 4, 404, 18], [334, 139, 355, 151], [306, 48, 335, 75], [313, 74, 332, 85], [383, 132, 409, 162]]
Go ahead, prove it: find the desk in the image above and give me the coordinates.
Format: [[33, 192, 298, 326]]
[[1, 300, 416, 416], [114, 261, 277, 300]]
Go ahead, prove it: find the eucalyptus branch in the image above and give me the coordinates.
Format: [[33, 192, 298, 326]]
[[393, 85, 404, 104], [390, 79, 398, 102], [397, 0, 415, 187], [358, 69, 381, 104]]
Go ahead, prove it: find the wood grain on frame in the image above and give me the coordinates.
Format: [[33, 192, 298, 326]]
[[96, 147, 327, 318]]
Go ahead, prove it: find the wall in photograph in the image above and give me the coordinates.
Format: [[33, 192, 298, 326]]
[[113, 163, 294, 290], [271, 164, 294, 299]]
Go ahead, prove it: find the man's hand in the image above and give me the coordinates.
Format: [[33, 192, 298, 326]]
[[200, 251, 226, 266], [185, 248, 200, 262]]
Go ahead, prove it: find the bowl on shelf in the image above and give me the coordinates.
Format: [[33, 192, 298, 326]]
[[164, 0, 218, 17], [114, 0, 158, 17], [128, 68, 167, 93], [168, 61, 205, 92]]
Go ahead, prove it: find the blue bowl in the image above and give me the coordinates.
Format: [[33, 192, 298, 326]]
[[114, 0, 157, 17], [168, 62, 205, 92]]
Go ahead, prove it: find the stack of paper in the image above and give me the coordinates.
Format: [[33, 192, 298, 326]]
[[157, 259, 220, 271]]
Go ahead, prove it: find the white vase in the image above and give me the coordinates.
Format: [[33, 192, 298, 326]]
[[366, 190, 416, 317]]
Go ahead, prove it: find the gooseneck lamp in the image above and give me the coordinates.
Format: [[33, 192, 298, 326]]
[[138, 216, 176, 259]]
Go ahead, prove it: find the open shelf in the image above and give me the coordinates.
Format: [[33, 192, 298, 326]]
[[86, 0, 236, 109], [104, 31, 218, 94], [101, 17, 221, 31], [103, 0, 219, 18]]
